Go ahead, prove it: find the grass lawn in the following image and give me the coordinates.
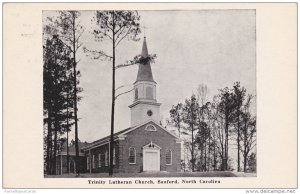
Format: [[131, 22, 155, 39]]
[[45, 171, 256, 178]]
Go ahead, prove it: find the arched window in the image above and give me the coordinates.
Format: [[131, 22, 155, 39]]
[[135, 88, 138, 100], [166, 150, 172, 165], [145, 124, 157, 131], [129, 147, 136, 164], [146, 86, 153, 99]]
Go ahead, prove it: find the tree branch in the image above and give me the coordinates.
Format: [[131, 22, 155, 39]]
[[115, 62, 137, 70], [83, 47, 112, 60], [115, 88, 134, 100], [115, 26, 132, 47], [115, 85, 125, 91]]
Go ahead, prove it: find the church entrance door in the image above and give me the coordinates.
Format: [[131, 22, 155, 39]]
[[143, 143, 160, 172]]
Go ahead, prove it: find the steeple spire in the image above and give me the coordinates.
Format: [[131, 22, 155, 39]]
[[135, 37, 155, 83], [130, 36, 161, 127], [141, 37, 148, 57]]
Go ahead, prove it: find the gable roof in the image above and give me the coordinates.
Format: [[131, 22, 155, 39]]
[[82, 119, 180, 151], [81, 127, 132, 151], [119, 119, 180, 140]]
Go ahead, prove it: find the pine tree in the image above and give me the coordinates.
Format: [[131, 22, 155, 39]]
[[232, 82, 246, 172], [85, 11, 142, 176], [182, 94, 199, 172], [218, 87, 235, 170], [43, 35, 74, 174], [55, 11, 84, 175]]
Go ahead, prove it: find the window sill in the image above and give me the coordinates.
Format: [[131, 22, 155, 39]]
[[166, 164, 172, 166], [129, 163, 136, 165]]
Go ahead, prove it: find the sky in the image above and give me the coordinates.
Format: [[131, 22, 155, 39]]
[[44, 10, 256, 143]]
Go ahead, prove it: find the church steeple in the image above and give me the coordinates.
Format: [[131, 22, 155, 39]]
[[129, 37, 161, 127], [135, 37, 155, 83], [141, 37, 148, 57]]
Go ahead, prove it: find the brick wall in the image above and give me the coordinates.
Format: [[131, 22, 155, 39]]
[[85, 142, 120, 173], [81, 121, 181, 174], [119, 121, 181, 173]]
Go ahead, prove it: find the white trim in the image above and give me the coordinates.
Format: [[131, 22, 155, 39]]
[[166, 149, 172, 165], [175, 139, 182, 143], [129, 147, 136, 164], [128, 100, 161, 108], [118, 135, 126, 140], [143, 142, 161, 149]]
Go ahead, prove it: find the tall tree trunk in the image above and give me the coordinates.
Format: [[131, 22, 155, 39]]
[[204, 142, 207, 171], [208, 130, 211, 171], [213, 141, 216, 171], [244, 152, 247, 172], [46, 102, 52, 175], [66, 95, 69, 174], [191, 125, 194, 172], [109, 11, 116, 176], [243, 122, 247, 172], [72, 16, 80, 175], [237, 116, 240, 172], [66, 128, 69, 174], [221, 144, 225, 171], [49, 135, 54, 174], [73, 62, 79, 175], [225, 113, 229, 171], [200, 140, 203, 171], [53, 115, 59, 175]]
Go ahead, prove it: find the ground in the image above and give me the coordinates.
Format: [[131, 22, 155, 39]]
[[45, 171, 256, 178]]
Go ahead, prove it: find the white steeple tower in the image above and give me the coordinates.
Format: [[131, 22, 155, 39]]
[[129, 37, 161, 127]]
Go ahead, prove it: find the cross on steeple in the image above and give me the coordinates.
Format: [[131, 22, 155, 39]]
[[142, 25, 147, 38]]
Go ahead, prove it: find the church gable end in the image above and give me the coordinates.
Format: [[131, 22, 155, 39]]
[[118, 121, 181, 173]]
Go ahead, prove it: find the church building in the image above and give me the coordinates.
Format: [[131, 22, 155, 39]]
[[81, 37, 181, 173]]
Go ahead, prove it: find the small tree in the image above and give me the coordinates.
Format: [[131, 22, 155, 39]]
[[240, 95, 256, 172], [232, 82, 246, 172], [247, 152, 257, 172], [218, 87, 235, 170], [168, 103, 184, 137], [182, 94, 199, 172]]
